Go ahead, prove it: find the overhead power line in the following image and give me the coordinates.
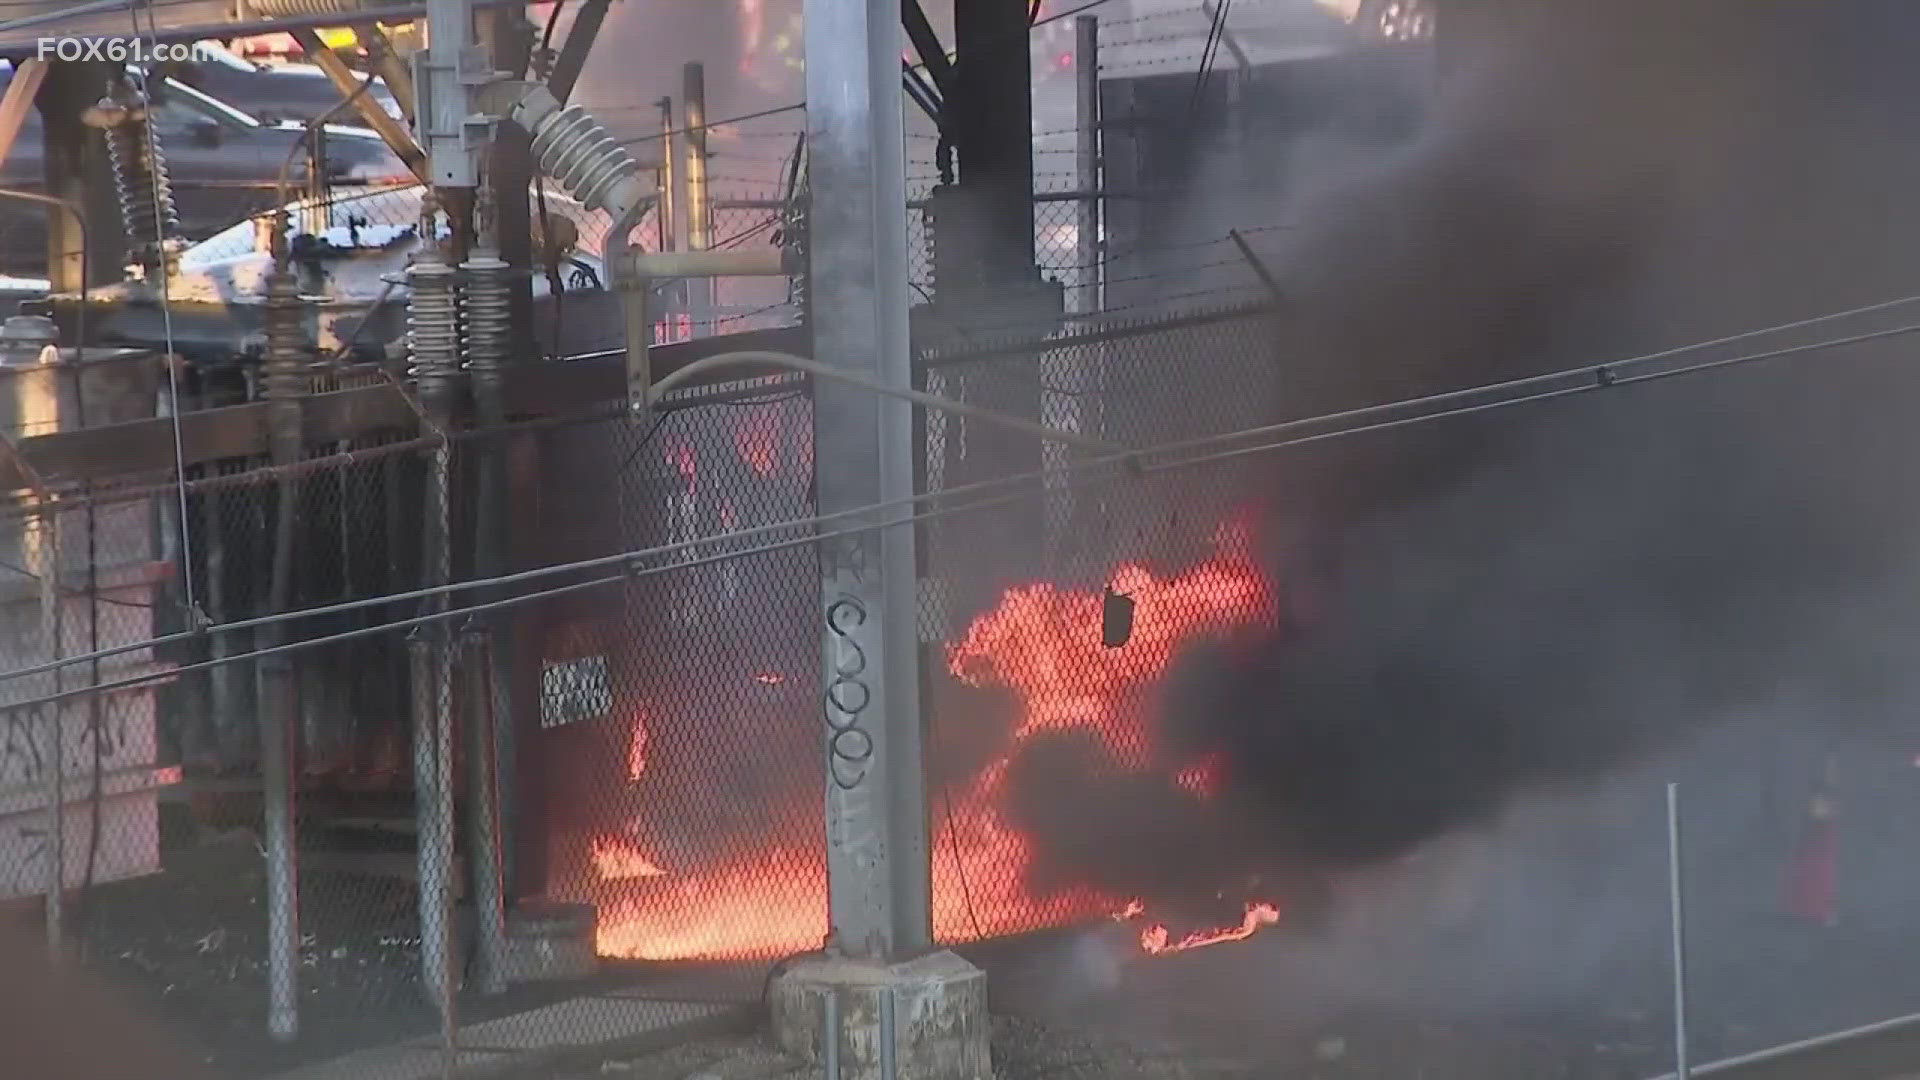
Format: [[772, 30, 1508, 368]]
[[3, 292, 1920, 701], [616, 0, 1129, 148]]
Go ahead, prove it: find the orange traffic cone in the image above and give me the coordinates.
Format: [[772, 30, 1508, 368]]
[[1784, 783, 1839, 927]]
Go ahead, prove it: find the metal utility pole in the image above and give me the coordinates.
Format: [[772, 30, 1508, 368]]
[[803, 0, 932, 959], [682, 63, 716, 333], [414, 0, 489, 1023], [949, 0, 1040, 287], [1074, 14, 1101, 316], [657, 98, 677, 254], [36, 61, 122, 288]]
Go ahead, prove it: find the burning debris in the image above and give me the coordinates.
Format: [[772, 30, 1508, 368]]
[[572, 0, 1920, 981], [586, 522, 1283, 961]]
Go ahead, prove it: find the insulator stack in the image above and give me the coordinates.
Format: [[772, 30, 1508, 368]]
[[785, 196, 810, 323], [261, 267, 311, 402], [239, 0, 367, 16], [523, 101, 641, 216], [407, 256, 461, 409], [460, 249, 512, 378], [100, 103, 179, 258]]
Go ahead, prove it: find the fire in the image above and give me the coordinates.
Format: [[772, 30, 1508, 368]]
[[663, 441, 698, 487], [591, 836, 668, 880], [585, 523, 1280, 961], [946, 522, 1275, 763], [627, 710, 649, 781], [1175, 753, 1227, 799], [735, 406, 781, 477], [1133, 902, 1282, 956]]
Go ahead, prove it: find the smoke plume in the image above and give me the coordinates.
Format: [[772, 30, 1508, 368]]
[[1060, 0, 1920, 901]]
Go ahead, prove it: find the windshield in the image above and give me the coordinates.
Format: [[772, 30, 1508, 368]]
[[156, 75, 261, 130]]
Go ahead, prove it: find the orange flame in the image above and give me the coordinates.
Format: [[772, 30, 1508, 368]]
[[1135, 902, 1282, 955], [591, 836, 668, 880], [587, 523, 1279, 960], [946, 523, 1275, 764], [627, 710, 649, 782], [735, 406, 782, 477], [664, 441, 697, 487]]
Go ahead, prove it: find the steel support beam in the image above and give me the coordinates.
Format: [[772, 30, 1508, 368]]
[[803, 0, 931, 959], [36, 60, 121, 290], [291, 29, 430, 184], [951, 0, 1038, 278], [547, 0, 610, 106], [420, 0, 484, 189], [0, 58, 48, 173]]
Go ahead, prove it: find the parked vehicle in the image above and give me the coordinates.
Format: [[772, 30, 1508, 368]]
[[158, 42, 403, 126], [0, 59, 409, 273]]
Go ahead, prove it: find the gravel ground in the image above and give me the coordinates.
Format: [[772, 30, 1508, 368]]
[[542, 1018, 1259, 1080], [44, 823, 1920, 1080], [61, 830, 655, 1080]]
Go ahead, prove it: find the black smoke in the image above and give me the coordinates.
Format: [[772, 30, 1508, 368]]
[[1012, 0, 1920, 908]]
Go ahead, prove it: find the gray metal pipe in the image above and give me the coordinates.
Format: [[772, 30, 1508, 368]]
[[823, 989, 841, 1080], [409, 630, 457, 1015], [625, 249, 788, 280], [682, 62, 714, 329], [460, 627, 508, 995], [1074, 15, 1101, 317], [35, 510, 62, 960], [1667, 782, 1691, 1080], [657, 98, 677, 254], [259, 263, 308, 1042], [880, 988, 898, 1080]]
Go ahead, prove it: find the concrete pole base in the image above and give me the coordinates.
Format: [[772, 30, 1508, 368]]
[[767, 950, 991, 1080]]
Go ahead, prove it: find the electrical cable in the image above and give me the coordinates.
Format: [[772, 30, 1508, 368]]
[[942, 779, 986, 942], [0, 291, 1906, 687], [1188, 0, 1232, 117], [5, 304, 1920, 715], [128, 0, 197, 622], [616, 0, 1129, 150], [4, 291, 1920, 690], [539, 0, 567, 56]]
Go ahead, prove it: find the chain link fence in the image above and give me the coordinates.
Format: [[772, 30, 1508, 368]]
[[0, 299, 1280, 1076]]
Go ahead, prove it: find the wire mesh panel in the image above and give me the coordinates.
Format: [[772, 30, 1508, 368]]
[[531, 380, 828, 966], [0, 297, 1279, 1074], [919, 304, 1283, 946]]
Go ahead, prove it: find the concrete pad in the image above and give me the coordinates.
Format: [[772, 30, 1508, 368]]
[[267, 993, 754, 1080], [455, 996, 725, 1053], [502, 900, 599, 983], [768, 950, 991, 1080], [270, 1046, 512, 1080]]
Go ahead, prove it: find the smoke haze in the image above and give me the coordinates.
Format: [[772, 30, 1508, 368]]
[[1012, 0, 1920, 908]]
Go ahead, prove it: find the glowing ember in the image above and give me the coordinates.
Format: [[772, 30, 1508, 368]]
[[663, 441, 697, 487], [1133, 902, 1282, 956], [586, 523, 1280, 961], [591, 836, 668, 880], [627, 711, 649, 782], [734, 401, 782, 477], [946, 522, 1275, 764], [1175, 754, 1227, 799]]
